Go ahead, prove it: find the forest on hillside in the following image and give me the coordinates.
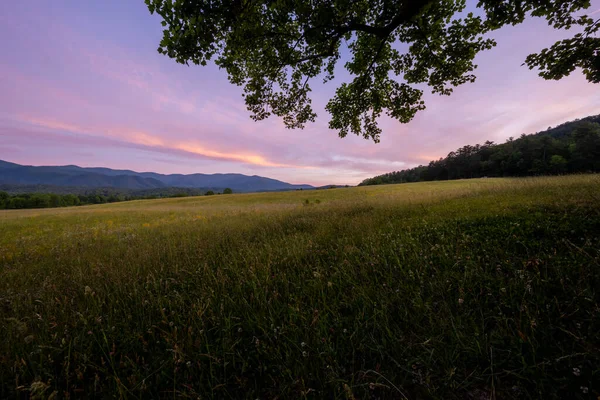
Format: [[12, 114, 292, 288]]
[[360, 115, 600, 186]]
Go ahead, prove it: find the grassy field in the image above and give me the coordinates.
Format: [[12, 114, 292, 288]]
[[1, 176, 599, 399]]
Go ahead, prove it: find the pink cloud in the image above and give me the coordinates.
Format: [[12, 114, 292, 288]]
[[14, 115, 313, 169]]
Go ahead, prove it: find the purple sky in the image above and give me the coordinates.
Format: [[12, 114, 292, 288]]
[[1, 1, 598, 186]]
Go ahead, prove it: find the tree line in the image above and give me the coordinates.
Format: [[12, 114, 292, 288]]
[[0, 188, 234, 210], [359, 116, 600, 186]]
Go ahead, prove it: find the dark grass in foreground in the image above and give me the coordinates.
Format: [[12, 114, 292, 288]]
[[0, 176, 599, 399]]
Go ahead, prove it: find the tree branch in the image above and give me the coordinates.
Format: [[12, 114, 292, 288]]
[[289, 1, 434, 66], [342, 0, 435, 38]]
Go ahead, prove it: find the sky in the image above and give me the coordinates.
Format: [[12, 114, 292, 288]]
[[0, 1, 598, 186]]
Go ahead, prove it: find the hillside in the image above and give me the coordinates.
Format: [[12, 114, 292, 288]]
[[360, 114, 600, 186], [0, 160, 314, 192]]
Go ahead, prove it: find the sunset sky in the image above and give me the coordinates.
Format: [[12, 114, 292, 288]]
[[1, 1, 599, 186]]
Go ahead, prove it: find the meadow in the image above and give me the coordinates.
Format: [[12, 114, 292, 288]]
[[1, 176, 599, 399]]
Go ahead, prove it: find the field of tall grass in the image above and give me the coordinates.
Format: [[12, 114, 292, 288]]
[[1, 176, 599, 399]]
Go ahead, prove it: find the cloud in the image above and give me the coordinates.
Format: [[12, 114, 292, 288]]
[[1, 0, 599, 187], [14, 115, 311, 169]]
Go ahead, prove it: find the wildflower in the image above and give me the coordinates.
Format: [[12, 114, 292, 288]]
[[458, 298, 464, 305], [186, 361, 192, 367], [573, 367, 581, 376], [580, 386, 588, 393], [301, 342, 307, 347], [169, 321, 174, 327], [84, 286, 93, 295], [302, 351, 308, 357]]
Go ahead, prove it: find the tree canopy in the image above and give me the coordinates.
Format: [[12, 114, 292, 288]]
[[146, 0, 599, 142]]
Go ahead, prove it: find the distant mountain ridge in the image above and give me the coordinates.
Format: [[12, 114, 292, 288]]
[[0, 160, 314, 192]]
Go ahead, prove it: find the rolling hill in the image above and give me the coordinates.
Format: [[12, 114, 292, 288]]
[[0, 160, 314, 192]]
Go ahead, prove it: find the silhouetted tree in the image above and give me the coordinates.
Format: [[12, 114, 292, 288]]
[[147, 0, 599, 141]]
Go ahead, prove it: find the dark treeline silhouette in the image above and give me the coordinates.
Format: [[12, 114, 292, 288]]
[[360, 115, 600, 186], [0, 192, 179, 210], [0, 192, 120, 209], [0, 188, 234, 210]]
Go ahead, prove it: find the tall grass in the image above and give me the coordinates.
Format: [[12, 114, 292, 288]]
[[1, 176, 599, 398]]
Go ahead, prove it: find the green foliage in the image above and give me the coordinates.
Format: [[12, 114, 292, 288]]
[[0, 191, 8, 209], [1, 176, 599, 398], [360, 115, 600, 185], [549, 154, 568, 173], [146, 0, 598, 141], [205, 190, 215, 196], [223, 188, 233, 194], [525, 15, 600, 83], [0, 193, 83, 210], [0, 190, 207, 210]]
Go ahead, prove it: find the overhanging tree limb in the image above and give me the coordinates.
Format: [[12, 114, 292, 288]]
[[146, 0, 598, 142]]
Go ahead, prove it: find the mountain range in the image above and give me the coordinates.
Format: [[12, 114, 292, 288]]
[[0, 160, 314, 192]]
